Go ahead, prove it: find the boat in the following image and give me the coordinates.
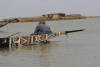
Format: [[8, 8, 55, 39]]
[[0, 29, 85, 48], [0, 22, 9, 28], [0, 19, 19, 27]]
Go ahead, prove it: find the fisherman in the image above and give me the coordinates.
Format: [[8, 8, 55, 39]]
[[33, 20, 53, 35], [30, 20, 52, 43]]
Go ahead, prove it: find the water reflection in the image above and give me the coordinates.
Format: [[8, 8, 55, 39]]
[[0, 42, 55, 53], [0, 42, 59, 67], [0, 47, 9, 53]]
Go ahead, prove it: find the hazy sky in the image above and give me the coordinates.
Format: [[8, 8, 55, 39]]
[[0, 0, 100, 19]]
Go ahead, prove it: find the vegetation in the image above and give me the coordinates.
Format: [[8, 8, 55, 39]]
[[1, 14, 87, 23]]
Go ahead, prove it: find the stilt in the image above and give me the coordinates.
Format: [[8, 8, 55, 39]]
[[66, 33, 68, 48]]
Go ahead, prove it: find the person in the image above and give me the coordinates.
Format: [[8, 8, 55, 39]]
[[30, 20, 52, 43], [33, 20, 53, 35]]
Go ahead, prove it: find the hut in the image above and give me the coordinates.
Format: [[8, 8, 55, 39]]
[[42, 13, 65, 19]]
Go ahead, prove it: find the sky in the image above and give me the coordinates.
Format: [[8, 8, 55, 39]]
[[0, 0, 100, 19]]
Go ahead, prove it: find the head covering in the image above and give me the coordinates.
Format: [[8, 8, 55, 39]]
[[39, 20, 45, 24]]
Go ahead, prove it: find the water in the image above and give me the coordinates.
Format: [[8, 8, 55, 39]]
[[0, 18, 100, 67]]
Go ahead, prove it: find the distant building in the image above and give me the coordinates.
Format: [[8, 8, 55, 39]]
[[42, 13, 65, 19]]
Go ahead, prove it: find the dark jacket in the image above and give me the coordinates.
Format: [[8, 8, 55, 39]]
[[34, 24, 52, 35]]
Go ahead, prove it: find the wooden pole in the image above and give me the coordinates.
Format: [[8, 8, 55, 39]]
[[65, 29, 85, 35], [5, 32, 21, 38], [66, 33, 68, 48]]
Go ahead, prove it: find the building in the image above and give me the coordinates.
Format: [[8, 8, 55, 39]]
[[42, 13, 65, 19]]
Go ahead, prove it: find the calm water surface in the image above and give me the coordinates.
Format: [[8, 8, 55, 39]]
[[0, 18, 100, 67]]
